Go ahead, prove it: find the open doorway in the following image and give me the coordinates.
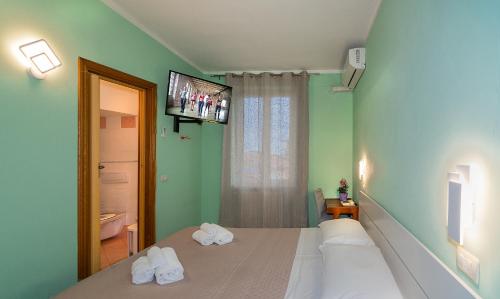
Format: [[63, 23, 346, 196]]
[[78, 58, 157, 279], [99, 80, 139, 269]]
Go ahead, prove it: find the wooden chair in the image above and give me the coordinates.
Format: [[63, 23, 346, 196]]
[[314, 188, 331, 223]]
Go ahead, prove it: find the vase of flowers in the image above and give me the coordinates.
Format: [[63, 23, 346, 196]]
[[337, 178, 349, 202]]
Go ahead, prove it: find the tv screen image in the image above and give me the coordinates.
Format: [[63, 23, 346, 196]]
[[166, 71, 232, 124]]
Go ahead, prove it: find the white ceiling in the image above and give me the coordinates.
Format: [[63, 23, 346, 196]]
[[103, 0, 381, 73]]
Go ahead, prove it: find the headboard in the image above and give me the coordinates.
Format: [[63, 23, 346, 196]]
[[358, 191, 480, 299]]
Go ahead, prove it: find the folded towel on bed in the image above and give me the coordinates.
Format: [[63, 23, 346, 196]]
[[147, 246, 167, 269], [131, 256, 155, 285], [200, 223, 219, 236], [214, 227, 234, 245], [200, 223, 234, 245], [192, 230, 215, 246], [155, 247, 184, 285]]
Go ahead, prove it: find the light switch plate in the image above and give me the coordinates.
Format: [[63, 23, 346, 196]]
[[457, 246, 480, 285], [160, 175, 168, 182], [160, 128, 167, 138]]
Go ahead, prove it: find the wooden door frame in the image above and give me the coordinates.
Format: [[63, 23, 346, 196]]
[[78, 57, 157, 280]]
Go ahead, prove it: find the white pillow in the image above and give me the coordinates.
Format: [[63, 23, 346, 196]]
[[320, 244, 403, 299], [318, 219, 375, 249]]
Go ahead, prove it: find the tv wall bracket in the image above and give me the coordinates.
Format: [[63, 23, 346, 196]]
[[173, 116, 202, 133]]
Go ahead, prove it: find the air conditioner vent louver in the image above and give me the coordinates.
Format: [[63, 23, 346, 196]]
[[341, 48, 366, 90]]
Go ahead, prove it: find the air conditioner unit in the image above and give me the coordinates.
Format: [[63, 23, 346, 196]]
[[333, 48, 366, 92]]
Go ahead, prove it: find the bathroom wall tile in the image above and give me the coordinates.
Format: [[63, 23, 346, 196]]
[[100, 117, 107, 129], [121, 116, 136, 128]]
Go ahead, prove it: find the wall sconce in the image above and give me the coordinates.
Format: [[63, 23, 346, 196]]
[[447, 165, 476, 245], [359, 159, 367, 180], [18, 39, 61, 79]]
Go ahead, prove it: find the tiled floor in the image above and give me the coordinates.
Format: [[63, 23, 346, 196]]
[[101, 226, 128, 270]]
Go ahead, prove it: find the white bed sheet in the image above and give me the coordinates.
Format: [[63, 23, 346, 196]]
[[320, 244, 403, 299], [285, 228, 323, 299]]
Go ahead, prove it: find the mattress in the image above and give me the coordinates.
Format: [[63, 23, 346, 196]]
[[285, 228, 323, 299], [55, 227, 310, 299]]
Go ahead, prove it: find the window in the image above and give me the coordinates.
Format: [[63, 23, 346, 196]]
[[240, 96, 290, 186], [172, 73, 179, 98], [270, 97, 290, 180], [220, 73, 309, 228], [168, 72, 176, 95], [243, 97, 263, 153], [241, 97, 263, 186]]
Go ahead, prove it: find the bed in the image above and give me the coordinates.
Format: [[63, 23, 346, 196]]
[[56, 191, 480, 299], [56, 227, 324, 299]]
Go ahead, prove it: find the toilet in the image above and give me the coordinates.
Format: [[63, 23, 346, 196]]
[[100, 213, 125, 240]]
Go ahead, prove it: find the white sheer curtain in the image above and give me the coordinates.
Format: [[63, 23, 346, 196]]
[[220, 72, 309, 228]]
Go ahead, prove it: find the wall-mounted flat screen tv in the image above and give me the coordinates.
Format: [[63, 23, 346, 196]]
[[166, 70, 232, 124]]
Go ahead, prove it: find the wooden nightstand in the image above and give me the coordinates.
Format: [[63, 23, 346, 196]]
[[325, 198, 359, 220]]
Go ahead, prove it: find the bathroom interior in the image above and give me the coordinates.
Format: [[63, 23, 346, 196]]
[[99, 79, 139, 270]]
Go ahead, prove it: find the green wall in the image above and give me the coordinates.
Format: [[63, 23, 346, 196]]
[[200, 123, 224, 223], [199, 74, 354, 227], [0, 1, 203, 298], [308, 74, 353, 226], [353, 0, 500, 298], [200, 74, 225, 224]]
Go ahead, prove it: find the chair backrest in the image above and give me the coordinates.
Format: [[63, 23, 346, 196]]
[[314, 188, 326, 218]]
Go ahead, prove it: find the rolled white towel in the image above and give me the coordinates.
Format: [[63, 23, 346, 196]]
[[192, 230, 215, 246], [131, 256, 154, 284], [214, 226, 234, 245], [200, 223, 218, 236], [155, 247, 184, 285], [147, 246, 166, 269]]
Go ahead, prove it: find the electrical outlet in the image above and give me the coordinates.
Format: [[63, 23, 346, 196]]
[[457, 246, 480, 284]]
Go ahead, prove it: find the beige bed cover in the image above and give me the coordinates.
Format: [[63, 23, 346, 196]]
[[55, 227, 300, 299]]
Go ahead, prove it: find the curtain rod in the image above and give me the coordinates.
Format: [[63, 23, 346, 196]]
[[209, 72, 320, 79]]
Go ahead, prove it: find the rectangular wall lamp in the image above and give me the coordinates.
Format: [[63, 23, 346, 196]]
[[447, 165, 475, 245], [18, 39, 61, 79]]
